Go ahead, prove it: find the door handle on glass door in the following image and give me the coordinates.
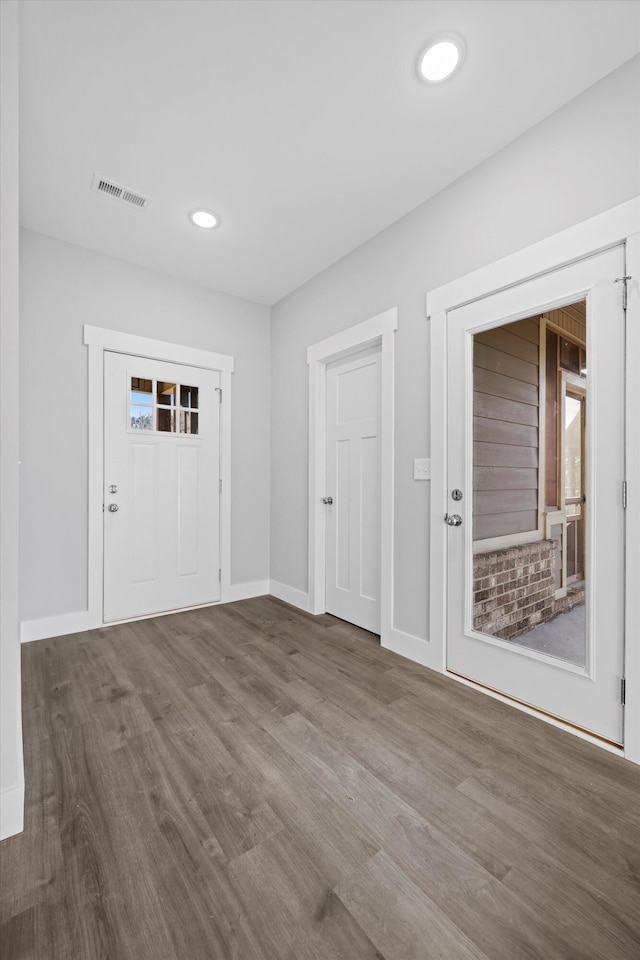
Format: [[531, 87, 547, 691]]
[[444, 513, 462, 526]]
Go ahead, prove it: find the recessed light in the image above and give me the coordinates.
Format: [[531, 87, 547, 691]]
[[189, 209, 220, 229], [416, 33, 466, 84]]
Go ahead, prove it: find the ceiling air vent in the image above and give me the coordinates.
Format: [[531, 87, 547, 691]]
[[90, 175, 150, 210]]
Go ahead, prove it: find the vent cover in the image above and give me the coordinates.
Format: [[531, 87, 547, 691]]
[[90, 175, 150, 210]]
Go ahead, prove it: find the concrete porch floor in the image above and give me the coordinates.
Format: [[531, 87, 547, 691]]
[[513, 603, 586, 666]]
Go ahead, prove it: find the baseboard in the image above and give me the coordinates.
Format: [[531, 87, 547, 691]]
[[269, 580, 310, 612], [381, 626, 438, 670], [21, 609, 98, 644], [21, 583, 272, 643], [0, 781, 24, 841], [222, 580, 270, 603]]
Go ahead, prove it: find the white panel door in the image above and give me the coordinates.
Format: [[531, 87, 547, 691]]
[[325, 347, 381, 633], [446, 246, 625, 743], [104, 352, 220, 622]]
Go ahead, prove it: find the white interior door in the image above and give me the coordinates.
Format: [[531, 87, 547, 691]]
[[104, 352, 220, 622], [446, 246, 625, 743], [325, 347, 381, 633]]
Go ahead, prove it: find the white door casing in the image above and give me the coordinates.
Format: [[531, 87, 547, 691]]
[[103, 352, 220, 622], [325, 347, 381, 633], [446, 247, 625, 743], [307, 308, 397, 642]]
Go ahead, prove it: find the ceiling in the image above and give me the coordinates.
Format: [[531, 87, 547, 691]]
[[18, 0, 640, 305]]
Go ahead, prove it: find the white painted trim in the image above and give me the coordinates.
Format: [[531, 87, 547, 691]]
[[84, 325, 234, 631], [20, 580, 270, 643], [269, 580, 310, 612], [21, 610, 97, 644], [428, 200, 640, 762], [306, 309, 398, 364], [381, 627, 434, 670], [84, 325, 234, 372], [624, 232, 640, 765], [0, 781, 24, 841], [446, 671, 624, 757], [426, 198, 640, 316], [218, 369, 234, 604], [307, 308, 397, 644], [428, 309, 449, 673], [224, 580, 270, 603]]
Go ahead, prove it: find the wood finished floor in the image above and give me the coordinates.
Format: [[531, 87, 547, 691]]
[[2, 596, 640, 960]]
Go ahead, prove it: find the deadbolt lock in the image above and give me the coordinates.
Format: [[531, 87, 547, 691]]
[[451, 489, 463, 501]]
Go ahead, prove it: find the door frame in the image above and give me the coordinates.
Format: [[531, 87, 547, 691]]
[[84, 325, 234, 627], [426, 197, 640, 764], [307, 308, 397, 641]]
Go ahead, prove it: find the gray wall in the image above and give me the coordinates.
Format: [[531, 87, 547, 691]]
[[19, 230, 271, 622], [270, 56, 640, 641], [1, 0, 23, 838]]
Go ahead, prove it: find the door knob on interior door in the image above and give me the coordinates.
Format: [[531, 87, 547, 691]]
[[108, 503, 119, 513], [444, 513, 462, 526], [322, 497, 334, 505]]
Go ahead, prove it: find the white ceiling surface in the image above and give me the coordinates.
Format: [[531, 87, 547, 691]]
[[19, 0, 640, 306]]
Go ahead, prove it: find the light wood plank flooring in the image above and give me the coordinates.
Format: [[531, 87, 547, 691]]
[[1, 596, 639, 959]]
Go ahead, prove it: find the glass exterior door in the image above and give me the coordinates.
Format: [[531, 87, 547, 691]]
[[446, 246, 625, 743]]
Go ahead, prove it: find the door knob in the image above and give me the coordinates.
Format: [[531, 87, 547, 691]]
[[444, 513, 462, 526], [108, 503, 119, 513], [322, 497, 334, 505]]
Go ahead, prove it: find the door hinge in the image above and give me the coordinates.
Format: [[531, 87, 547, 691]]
[[218, 568, 222, 583], [215, 387, 222, 404], [622, 480, 627, 510], [621, 677, 626, 706], [614, 275, 631, 311]]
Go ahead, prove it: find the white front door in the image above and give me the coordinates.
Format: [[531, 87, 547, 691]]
[[325, 347, 381, 633], [446, 246, 625, 743], [104, 352, 220, 622]]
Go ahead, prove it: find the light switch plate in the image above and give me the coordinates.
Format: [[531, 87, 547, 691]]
[[414, 458, 431, 480]]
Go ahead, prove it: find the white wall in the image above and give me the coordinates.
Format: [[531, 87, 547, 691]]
[[19, 230, 271, 624], [0, 0, 24, 840], [270, 57, 640, 641]]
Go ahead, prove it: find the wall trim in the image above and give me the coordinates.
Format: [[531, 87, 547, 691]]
[[84, 325, 234, 631], [84, 325, 234, 372], [0, 781, 24, 841], [224, 580, 270, 603], [21, 610, 97, 644], [427, 198, 640, 764], [382, 627, 434, 670], [269, 580, 310, 612], [21, 581, 271, 643], [426, 198, 640, 316], [306, 307, 397, 644]]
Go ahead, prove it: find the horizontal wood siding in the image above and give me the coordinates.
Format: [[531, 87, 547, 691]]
[[474, 318, 540, 542]]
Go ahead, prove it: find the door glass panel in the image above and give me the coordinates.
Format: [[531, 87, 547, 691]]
[[130, 377, 153, 430], [180, 384, 199, 409], [179, 410, 199, 435], [157, 381, 177, 406], [157, 408, 175, 432], [472, 304, 587, 667]]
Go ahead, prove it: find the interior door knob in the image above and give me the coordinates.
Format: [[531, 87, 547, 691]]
[[108, 503, 119, 513], [322, 497, 334, 505], [444, 513, 462, 526]]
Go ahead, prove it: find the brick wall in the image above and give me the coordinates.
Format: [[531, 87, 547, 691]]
[[473, 540, 556, 640]]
